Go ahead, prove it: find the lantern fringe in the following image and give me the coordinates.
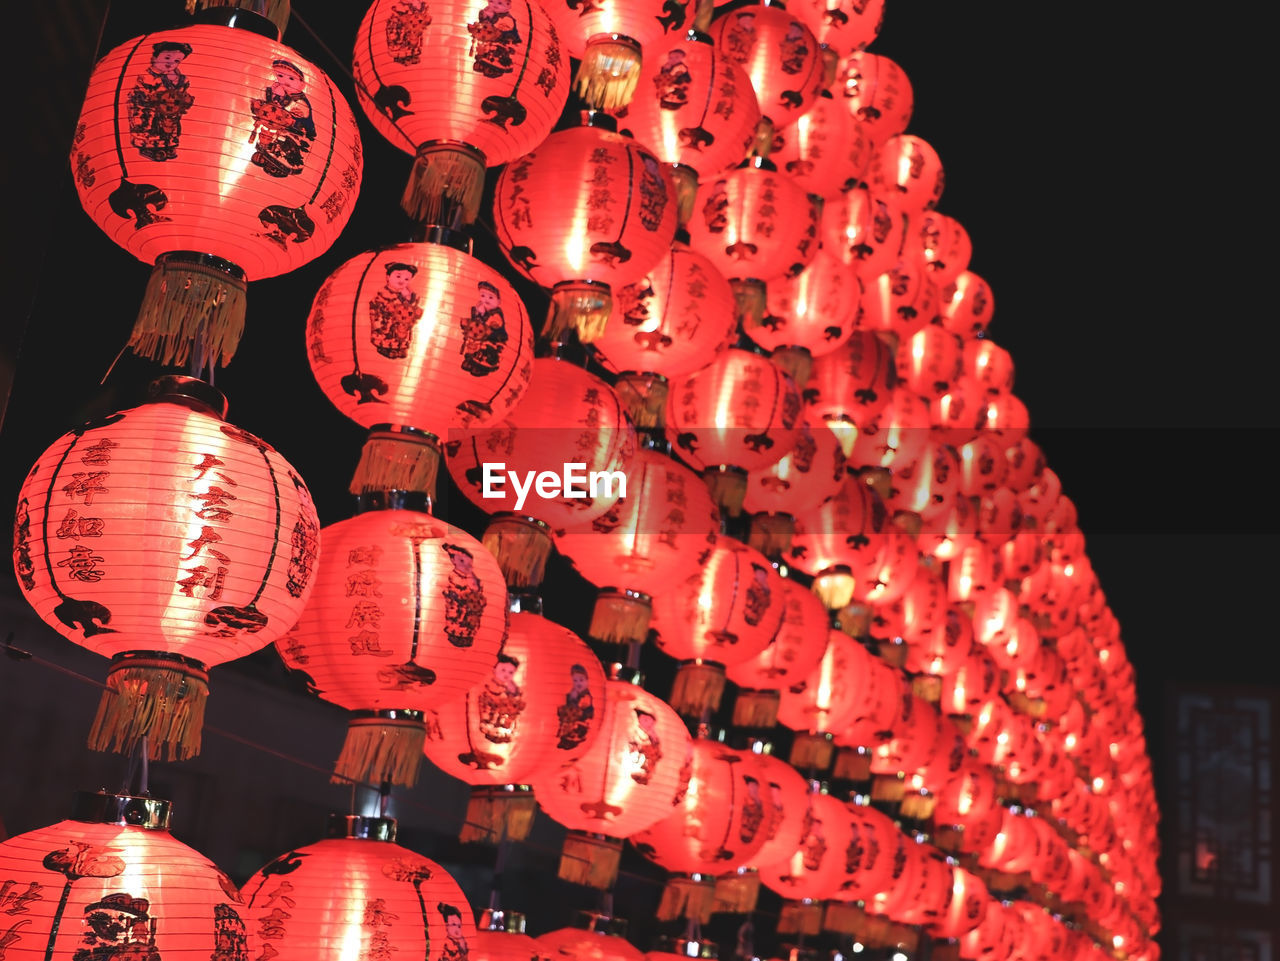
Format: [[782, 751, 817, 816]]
[[877, 638, 908, 668], [789, 732, 834, 772], [459, 786, 537, 844], [657, 875, 716, 923], [822, 902, 871, 936], [333, 713, 426, 787], [482, 515, 552, 589], [186, 0, 290, 35], [132, 258, 247, 369], [811, 569, 855, 610], [349, 430, 440, 498], [771, 346, 812, 389], [713, 869, 761, 914], [748, 512, 795, 560], [751, 117, 776, 161], [870, 774, 906, 803], [559, 832, 623, 889], [911, 673, 943, 703], [590, 590, 652, 645], [731, 689, 780, 729], [776, 899, 823, 936], [88, 658, 209, 762], [575, 36, 643, 111], [899, 791, 936, 820], [832, 748, 870, 782], [835, 601, 872, 638], [731, 278, 767, 331], [401, 142, 487, 227], [546, 282, 612, 345], [669, 661, 726, 716], [614, 372, 669, 429], [668, 164, 699, 229], [704, 467, 747, 518]]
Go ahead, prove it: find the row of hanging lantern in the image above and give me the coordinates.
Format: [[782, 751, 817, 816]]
[[5, 0, 1159, 957]]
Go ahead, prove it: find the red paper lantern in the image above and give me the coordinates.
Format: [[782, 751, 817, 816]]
[[591, 241, 737, 381], [770, 93, 876, 200], [740, 750, 813, 871], [743, 420, 848, 519], [891, 847, 956, 928], [538, 916, 646, 961], [305, 241, 535, 437], [352, 0, 569, 225], [833, 801, 900, 902], [958, 897, 1010, 961], [758, 788, 854, 901], [932, 759, 999, 829], [896, 324, 964, 401], [277, 497, 508, 786], [916, 493, 979, 563], [980, 392, 1030, 443], [804, 329, 898, 431], [884, 441, 961, 523], [421, 610, 607, 788], [473, 910, 542, 961], [862, 830, 926, 922], [857, 262, 941, 341], [939, 270, 996, 338], [787, 475, 889, 604], [822, 183, 907, 281], [871, 133, 945, 214], [710, 5, 825, 129], [0, 792, 244, 959], [869, 690, 944, 776], [956, 432, 1009, 496], [777, 629, 880, 737], [73, 20, 362, 369], [748, 249, 862, 357], [790, 0, 885, 56], [914, 211, 972, 288], [963, 339, 1015, 396], [532, 676, 693, 888], [492, 121, 677, 342], [931, 863, 989, 940], [615, 36, 761, 184], [939, 648, 1001, 718], [837, 50, 912, 145], [848, 385, 932, 475], [726, 575, 831, 696], [446, 357, 637, 529], [13, 377, 318, 760], [242, 815, 473, 959], [931, 376, 989, 448]]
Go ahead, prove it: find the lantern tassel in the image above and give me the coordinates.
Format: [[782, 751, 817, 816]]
[[575, 35, 643, 111], [333, 711, 427, 788], [730, 279, 767, 330], [669, 661, 727, 716], [788, 732, 835, 772], [558, 832, 623, 889], [88, 656, 209, 762], [811, 568, 855, 609], [614, 373, 669, 429], [482, 515, 553, 590], [771, 346, 813, 389], [747, 513, 795, 560], [401, 142, 487, 228], [132, 254, 247, 370], [822, 902, 872, 937], [704, 466, 748, 518], [656, 874, 716, 923], [776, 899, 824, 936], [187, 0, 291, 36], [349, 428, 441, 498], [713, 869, 761, 914], [459, 785, 537, 844], [590, 590, 652, 645], [731, 689, 780, 729], [546, 281, 613, 345]]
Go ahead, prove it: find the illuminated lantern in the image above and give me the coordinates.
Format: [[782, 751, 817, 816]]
[[902, 586, 974, 678], [542, 0, 692, 111], [420, 611, 607, 841], [743, 421, 847, 525], [869, 691, 944, 777], [822, 183, 907, 281], [632, 740, 772, 920], [727, 576, 830, 726], [862, 828, 925, 923], [72, 14, 362, 371], [890, 848, 956, 928], [963, 339, 1015, 396], [446, 356, 637, 587], [758, 788, 854, 902], [352, 0, 568, 225], [665, 348, 803, 515], [305, 241, 535, 442], [242, 815, 473, 959], [947, 539, 1001, 603], [278, 479, 507, 787], [917, 493, 979, 563], [896, 324, 964, 401], [939, 270, 995, 338], [650, 536, 787, 714], [492, 120, 677, 343], [1002, 436, 1045, 493], [0, 791, 243, 958], [555, 447, 719, 645], [837, 50, 912, 145], [538, 914, 646, 961], [787, 475, 889, 608], [958, 898, 1010, 961], [710, 5, 825, 129], [980, 391, 1030, 443], [858, 263, 941, 341], [884, 441, 961, 524], [790, 0, 885, 56], [804, 329, 897, 433], [13, 376, 318, 761], [957, 432, 1009, 497], [914, 211, 972, 288], [871, 133, 945, 214], [591, 241, 738, 384], [748, 250, 862, 359], [532, 675, 693, 889], [777, 630, 881, 756], [686, 164, 816, 328], [932, 376, 989, 448], [931, 863, 989, 940], [834, 801, 900, 902], [770, 93, 875, 200], [474, 909, 542, 961], [939, 648, 1000, 719], [849, 388, 932, 482]]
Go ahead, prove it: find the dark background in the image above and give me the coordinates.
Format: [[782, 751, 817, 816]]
[[1, 0, 1273, 954]]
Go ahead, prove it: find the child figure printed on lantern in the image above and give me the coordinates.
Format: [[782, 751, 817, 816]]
[[654, 48, 692, 110], [555, 663, 595, 749], [460, 281, 509, 376], [702, 179, 729, 232], [249, 59, 317, 178], [477, 653, 526, 744], [128, 41, 194, 161], [386, 0, 431, 65], [721, 12, 757, 62], [743, 563, 773, 626], [740, 775, 764, 844], [637, 154, 670, 231], [72, 892, 161, 961], [442, 543, 485, 648], [437, 903, 470, 961], [469, 0, 521, 79], [369, 262, 422, 359], [627, 708, 663, 785]]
